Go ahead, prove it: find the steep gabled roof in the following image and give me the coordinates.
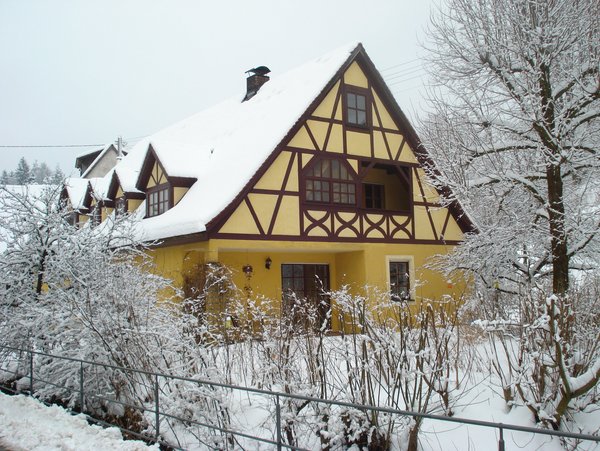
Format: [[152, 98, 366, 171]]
[[106, 168, 144, 201], [114, 42, 361, 241], [100, 42, 474, 242], [62, 177, 90, 211]]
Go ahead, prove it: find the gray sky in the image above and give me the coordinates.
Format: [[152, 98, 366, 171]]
[[0, 0, 434, 176]]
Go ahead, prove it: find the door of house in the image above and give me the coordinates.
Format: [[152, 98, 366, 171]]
[[281, 264, 330, 331]]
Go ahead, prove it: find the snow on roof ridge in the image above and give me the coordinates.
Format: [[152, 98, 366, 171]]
[[75, 143, 111, 160]]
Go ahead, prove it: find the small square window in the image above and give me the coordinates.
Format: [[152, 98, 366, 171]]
[[346, 91, 369, 127]]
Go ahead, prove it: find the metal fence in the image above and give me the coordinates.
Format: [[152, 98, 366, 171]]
[[0, 344, 599, 450]]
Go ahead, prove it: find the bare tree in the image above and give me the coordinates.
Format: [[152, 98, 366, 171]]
[[423, 0, 599, 296], [422, 0, 600, 429]]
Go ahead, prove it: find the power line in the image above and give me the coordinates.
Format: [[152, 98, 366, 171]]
[[0, 134, 148, 149], [388, 74, 427, 87], [383, 66, 424, 81], [383, 66, 423, 79], [379, 58, 421, 72], [0, 144, 104, 149]]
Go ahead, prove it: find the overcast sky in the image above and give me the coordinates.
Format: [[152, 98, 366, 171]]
[[0, 0, 435, 176]]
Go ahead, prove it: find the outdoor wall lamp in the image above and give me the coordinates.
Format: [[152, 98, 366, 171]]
[[242, 264, 253, 278], [265, 257, 272, 270]]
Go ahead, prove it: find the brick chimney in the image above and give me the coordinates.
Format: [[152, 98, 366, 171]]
[[244, 66, 271, 101]]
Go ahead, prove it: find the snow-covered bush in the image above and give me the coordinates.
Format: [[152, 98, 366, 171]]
[[327, 287, 467, 451], [212, 285, 468, 450], [475, 279, 600, 432], [0, 185, 233, 442]]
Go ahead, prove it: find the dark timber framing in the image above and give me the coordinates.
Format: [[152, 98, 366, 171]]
[[135, 144, 196, 219], [207, 44, 475, 245]]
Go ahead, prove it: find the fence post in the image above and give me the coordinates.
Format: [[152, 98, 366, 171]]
[[79, 361, 85, 412], [155, 374, 160, 441], [275, 394, 282, 451], [498, 424, 505, 451], [29, 348, 34, 395]]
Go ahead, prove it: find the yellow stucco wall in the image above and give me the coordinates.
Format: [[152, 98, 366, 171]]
[[146, 238, 466, 332], [128, 199, 143, 212]]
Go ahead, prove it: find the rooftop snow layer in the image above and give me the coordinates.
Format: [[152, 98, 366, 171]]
[[113, 42, 359, 241], [64, 177, 90, 210]]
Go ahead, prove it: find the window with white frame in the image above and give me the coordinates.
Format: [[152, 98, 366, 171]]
[[386, 256, 414, 301]]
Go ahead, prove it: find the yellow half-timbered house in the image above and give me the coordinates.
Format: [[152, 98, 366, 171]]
[[64, 43, 474, 331]]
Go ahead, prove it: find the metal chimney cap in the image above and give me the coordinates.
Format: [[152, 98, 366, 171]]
[[245, 66, 271, 76]]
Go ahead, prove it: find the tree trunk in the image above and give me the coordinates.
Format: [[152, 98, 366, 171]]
[[546, 163, 569, 295], [407, 418, 421, 451], [36, 249, 48, 296], [539, 61, 569, 296]]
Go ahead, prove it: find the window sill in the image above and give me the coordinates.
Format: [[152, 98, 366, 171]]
[[345, 123, 371, 133]]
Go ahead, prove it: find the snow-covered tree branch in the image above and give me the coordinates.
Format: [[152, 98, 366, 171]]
[[422, 0, 600, 431]]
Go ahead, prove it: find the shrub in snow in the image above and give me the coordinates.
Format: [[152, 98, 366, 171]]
[[209, 284, 468, 450], [0, 185, 233, 443], [474, 282, 600, 433]]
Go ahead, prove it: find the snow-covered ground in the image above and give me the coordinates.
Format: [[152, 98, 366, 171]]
[[1, 389, 597, 451], [0, 392, 158, 451]]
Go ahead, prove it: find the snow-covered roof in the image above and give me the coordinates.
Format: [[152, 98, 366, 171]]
[[75, 147, 104, 161], [63, 177, 89, 211], [113, 166, 141, 194], [88, 176, 112, 202], [112, 42, 360, 241]]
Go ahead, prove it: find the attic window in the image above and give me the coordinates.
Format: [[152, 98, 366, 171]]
[[345, 88, 370, 128], [147, 185, 170, 217]]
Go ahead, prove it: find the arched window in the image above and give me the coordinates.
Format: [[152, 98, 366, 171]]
[[305, 158, 356, 205]]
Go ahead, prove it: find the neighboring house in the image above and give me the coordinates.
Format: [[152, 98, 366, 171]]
[[63, 43, 475, 331], [75, 144, 125, 178], [60, 177, 90, 226], [64, 144, 130, 226]]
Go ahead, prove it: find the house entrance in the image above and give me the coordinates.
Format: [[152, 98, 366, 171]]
[[281, 264, 330, 331]]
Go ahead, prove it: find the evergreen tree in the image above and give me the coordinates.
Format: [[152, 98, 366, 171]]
[[14, 157, 32, 185], [30, 161, 40, 183], [52, 165, 65, 184], [32, 161, 52, 184]]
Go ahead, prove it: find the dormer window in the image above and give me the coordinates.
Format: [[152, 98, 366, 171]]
[[147, 185, 170, 217], [115, 196, 127, 216], [345, 88, 370, 128], [91, 206, 101, 227]]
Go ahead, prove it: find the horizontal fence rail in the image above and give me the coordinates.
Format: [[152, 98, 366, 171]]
[[0, 344, 599, 450]]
